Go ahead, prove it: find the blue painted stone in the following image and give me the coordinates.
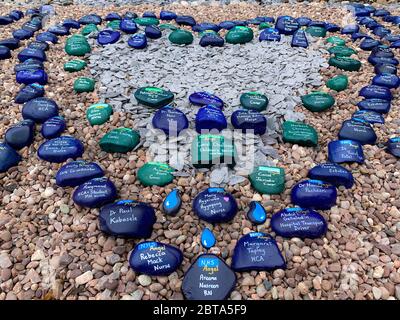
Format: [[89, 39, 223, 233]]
[[25, 9, 39, 16], [36, 32, 58, 44], [325, 23, 340, 32], [16, 69, 47, 85], [231, 109, 266, 135], [128, 34, 147, 49], [358, 98, 391, 113], [246, 18, 263, 25], [371, 45, 394, 58], [73, 177, 117, 208], [0, 38, 20, 50], [201, 228, 216, 249], [193, 188, 238, 223], [259, 28, 281, 42], [291, 30, 308, 48], [123, 12, 138, 20], [271, 207, 327, 239], [182, 254, 236, 300], [78, 14, 102, 25], [338, 118, 377, 145], [9, 10, 23, 21], [193, 22, 220, 33], [22, 21, 41, 33], [38, 136, 84, 163], [18, 48, 46, 62], [391, 40, 400, 49], [219, 21, 236, 30], [359, 85, 392, 101], [15, 83, 44, 104], [176, 15, 196, 27], [129, 241, 183, 276], [374, 9, 390, 17], [152, 105, 188, 136], [360, 38, 381, 51], [373, 27, 391, 38], [56, 160, 104, 187], [0, 16, 13, 25], [0, 143, 21, 173], [14, 59, 44, 72], [97, 30, 120, 45], [62, 19, 80, 29], [259, 17, 275, 23], [99, 199, 155, 237], [372, 73, 400, 89], [195, 105, 227, 133], [247, 201, 267, 225], [351, 32, 369, 41], [199, 33, 224, 47], [41, 116, 66, 139], [358, 17, 374, 25], [387, 137, 400, 158], [328, 139, 364, 163], [142, 11, 156, 18], [308, 162, 354, 188], [22, 97, 59, 123], [354, 7, 371, 17], [275, 16, 299, 35], [0, 45, 11, 60], [5, 120, 35, 150], [28, 41, 49, 51], [119, 19, 138, 34], [160, 10, 177, 21], [352, 110, 384, 124], [368, 55, 399, 66], [145, 25, 162, 39], [308, 20, 326, 28], [296, 17, 311, 26], [13, 29, 34, 40], [105, 12, 121, 21], [189, 92, 224, 109], [291, 179, 337, 210], [232, 232, 286, 271], [341, 24, 359, 34], [162, 189, 182, 216], [366, 21, 380, 30], [48, 25, 69, 36]]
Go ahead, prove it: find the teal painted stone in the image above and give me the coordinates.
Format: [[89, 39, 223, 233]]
[[301, 91, 335, 112], [137, 162, 174, 186], [86, 103, 113, 125], [326, 75, 348, 92], [282, 121, 318, 146], [168, 29, 194, 45], [240, 92, 268, 111], [99, 128, 140, 153], [134, 87, 174, 108], [225, 26, 253, 44], [249, 166, 285, 194]]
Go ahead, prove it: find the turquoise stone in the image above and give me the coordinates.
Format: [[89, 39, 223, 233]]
[[201, 228, 216, 249]]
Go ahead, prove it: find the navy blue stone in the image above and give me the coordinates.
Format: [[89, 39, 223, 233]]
[[354, 7, 371, 17], [195, 105, 227, 133], [78, 14, 102, 25], [123, 12, 138, 19], [98, 200, 155, 237], [145, 25, 161, 39], [175, 15, 196, 27], [56, 160, 104, 187], [105, 12, 121, 21], [97, 30, 120, 45], [199, 34, 224, 47], [352, 110, 384, 125], [182, 254, 236, 300], [232, 232, 286, 272], [28, 41, 49, 51], [22, 21, 41, 33], [271, 207, 327, 239], [129, 241, 183, 275], [14, 59, 44, 72], [162, 189, 182, 216], [201, 228, 216, 249], [359, 85, 392, 101], [387, 137, 400, 158], [247, 201, 267, 225], [41, 116, 66, 139], [296, 17, 311, 26], [15, 83, 44, 104], [358, 98, 391, 113], [328, 139, 364, 163], [0, 38, 20, 50], [9, 10, 23, 21], [120, 19, 138, 34], [360, 38, 381, 51], [341, 24, 359, 34], [142, 11, 156, 18], [246, 18, 263, 25], [62, 19, 80, 29], [18, 48, 46, 62], [368, 55, 399, 66], [308, 162, 354, 188], [374, 9, 390, 17], [193, 188, 238, 223], [366, 21, 380, 30], [338, 119, 377, 145], [22, 97, 58, 123], [192, 22, 220, 33], [73, 177, 117, 208], [152, 105, 188, 136], [275, 16, 299, 35], [0, 45, 11, 60], [0, 143, 21, 173], [0, 16, 13, 25], [36, 32, 58, 45], [219, 21, 236, 30], [325, 23, 341, 32], [260, 17, 275, 23], [128, 34, 147, 49], [371, 46, 394, 58], [291, 179, 337, 210], [231, 109, 266, 135], [13, 29, 34, 41], [5, 120, 35, 150], [373, 27, 391, 38], [391, 40, 400, 49], [351, 32, 369, 41], [384, 34, 400, 43], [232, 20, 248, 27], [372, 73, 400, 89], [26, 9, 40, 16], [48, 25, 69, 36], [38, 136, 84, 163], [359, 17, 374, 25], [259, 28, 281, 42], [291, 30, 308, 48], [189, 92, 224, 109], [309, 21, 326, 28], [16, 69, 47, 85], [160, 10, 177, 21]]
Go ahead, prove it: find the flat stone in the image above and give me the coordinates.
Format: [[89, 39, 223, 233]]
[[291, 179, 337, 210]]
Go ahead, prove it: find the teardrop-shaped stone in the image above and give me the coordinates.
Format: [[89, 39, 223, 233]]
[[247, 201, 267, 225], [201, 228, 216, 249], [162, 189, 182, 216]]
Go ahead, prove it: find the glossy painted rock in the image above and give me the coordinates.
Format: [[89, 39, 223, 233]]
[[368, 56, 399, 66], [351, 32, 369, 42], [199, 33, 224, 47], [5, 120, 35, 150], [240, 92, 268, 111], [28, 41, 49, 51], [105, 12, 121, 21], [78, 14, 102, 25], [97, 30, 120, 45], [247, 201, 267, 225], [99, 127, 140, 153], [328, 56, 361, 71], [191, 134, 236, 168], [189, 92, 223, 109], [352, 110, 384, 124], [308, 162, 354, 188], [359, 37, 381, 51], [62, 19, 80, 29], [341, 24, 359, 34], [56, 160, 104, 187], [160, 10, 177, 21], [152, 105, 188, 136], [137, 162, 174, 187], [291, 30, 308, 48], [81, 24, 98, 36], [282, 121, 318, 147], [73, 177, 117, 208], [275, 16, 299, 35], [195, 105, 227, 133], [175, 15, 196, 27], [120, 19, 138, 34], [259, 28, 281, 41], [357, 98, 391, 113], [13, 29, 34, 41], [159, 23, 178, 31], [129, 241, 182, 276], [134, 87, 174, 108], [328, 140, 364, 163], [86, 103, 113, 126], [232, 232, 286, 271], [162, 189, 182, 216], [0, 38, 20, 50], [40, 116, 65, 139], [328, 45, 356, 57], [38, 136, 84, 163], [65, 35, 91, 56], [169, 29, 193, 45], [325, 23, 340, 32], [305, 26, 326, 38], [326, 36, 345, 46], [18, 48, 46, 62], [225, 26, 253, 44], [291, 179, 337, 210], [193, 188, 237, 223], [64, 59, 86, 72], [134, 17, 159, 26], [372, 73, 400, 89], [258, 22, 272, 30], [15, 59, 44, 72], [73, 77, 95, 93], [48, 25, 69, 36], [371, 46, 394, 58], [391, 40, 400, 49], [15, 83, 44, 104], [359, 85, 392, 101], [249, 166, 285, 194], [107, 20, 121, 30], [193, 22, 220, 33], [22, 97, 58, 123], [182, 254, 236, 300], [0, 45, 11, 60], [128, 33, 147, 49], [374, 63, 397, 75], [338, 119, 377, 145], [145, 25, 161, 39], [201, 228, 216, 249], [16, 69, 47, 85], [386, 137, 400, 158], [231, 109, 266, 135], [301, 92, 335, 112], [0, 143, 21, 173], [326, 74, 348, 92], [296, 17, 311, 26]]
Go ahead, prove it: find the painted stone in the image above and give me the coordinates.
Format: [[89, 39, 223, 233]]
[[105, 12, 121, 21], [64, 59, 86, 72], [189, 92, 224, 109], [372, 73, 400, 89], [65, 35, 91, 56], [258, 22, 272, 30], [374, 63, 397, 75], [16, 69, 47, 85], [359, 85, 392, 101], [275, 16, 299, 35], [325, 23, 340, 32], [145, 25, 162, 39], [134, 86, 174, 108], [259, 28, 281, 41], [368, 56, 399, 66], [28, 41, 49, 51], [328, 56, 361, 71], [128, 33, 147, 49], [78, 14, 102, 25], [199, 33, 224, 47], [175, 15, 196, 27], [328, 45, 356, 57], [152, 105, 188, 136], [301, 92, 335, 112], [308, 162, 354, 189], [282, 121, 318, 146], [37, 136, 84, 163], [62, 19, 80, 29], [328, 140, 364, 163], [240, 92, 268, 111], [231, 109, 266, 135], [338, 119, 377, 145], [73, 77, 95, 93], [12, 29, 34, 41], [99, 128, 140, 153], [247, 201, 267, 225], [48, 25, 69, 36], [169, 29, 193, 45], [18, 48, 46, 62], [86, 103, 113, 126], [326, 75, 348, 92], [5, 120, 35, 150], [0, 143, 21, 173], [36, 31, 58, 44], [352, 110, 384, 124], [291, 30, 308, 48], [162, 189, 182, 216], [326, 36, 345, 46], [15, 59, 43, 72], [134, 17, 159, 26], [137, 162, 174, 187], [73, 177, 117, 208], [249, 166, 285, 194], [22, 97, 59, 123], [305, 26, 326, 37], [120, 18, 138, 34], [15, 83, 44, 104], [159, 23, 178, 31], [195, 105, 227, 133], [296, 17, 311, 26], [41, 116, 66, 139], [357, 98, 391, 114], [341, 24, 359, 34], [0, 38, 20, 50], [160, 10, 177, 21], [359, 37, 381, 51], [386, 137, 400, 158], [56, 160, 104, 187], [81, 24, 98, 36], [97, 30, 120, 45], [291, 179, 337, 210], [225, 26, 253, 44], [201, 228, 216, 249]]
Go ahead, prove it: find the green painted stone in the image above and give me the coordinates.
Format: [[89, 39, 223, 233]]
[[328, 45, 356, 57], [199, 30, 217, 37], [73, 77, 95, 93], [137, 162, 174, 187], [99, 127, 140, 153], [81, 24, 98, 36], [249, 166, 285, 194], [240, 92, 268, 112], [328, 56, 361, 71], [191, 134, 237, 168], [305, 26, 327, 37], [326, 75, 348, 92], [168, 29, 194, 45], [259, 22, 272, 30], [65, 35, 91, 56], [159, 23, 178, 31], [86, 103, 113, 126], [134, 87, 174, 108], [301, 91, 335, 112], [225, 26, 254, 44], [107, 20, 121, 30], [134, 17, 159, 26], [282, 121, 318, 146], [63, 59, 87, 72], [326, 36, 345, 46]]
